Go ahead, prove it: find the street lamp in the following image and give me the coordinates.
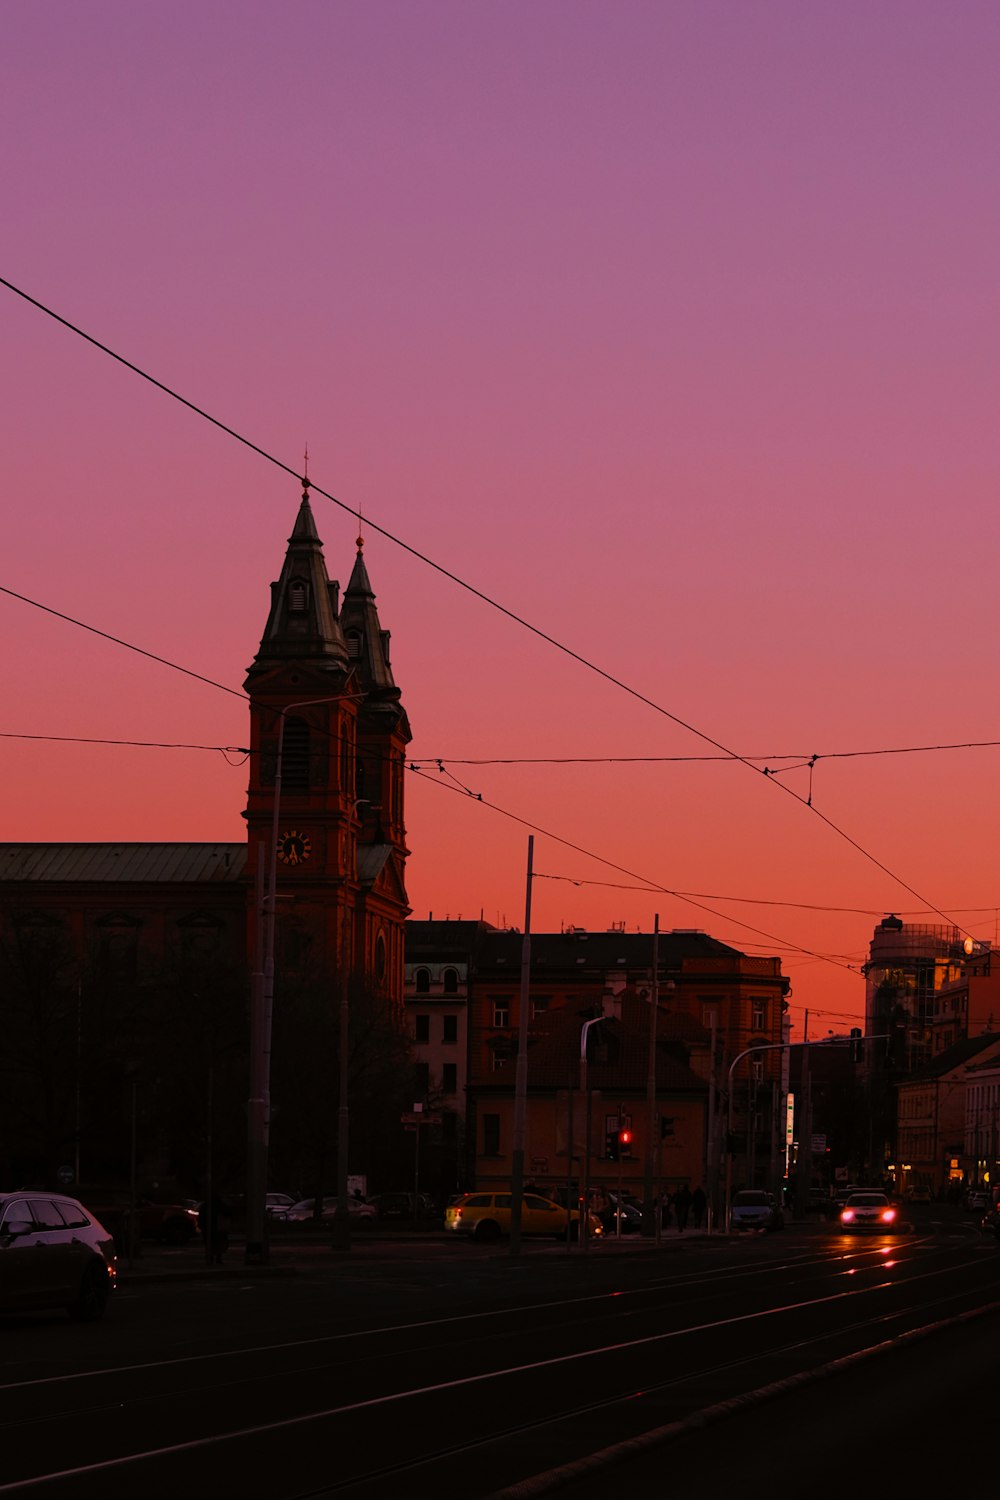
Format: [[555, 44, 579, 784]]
[[246, 693, 361, 1264], [578, 1014, 604, 1250], [724, 1042, 788, 1232]]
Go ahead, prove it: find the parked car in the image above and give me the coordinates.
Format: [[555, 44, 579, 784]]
[[265, 1193, 298, 1218], [599, 1193, 643, 1235], [730, 1191, 784, 1233], [906, 1186, 933, 1204], [280, 1196, 376, 1226], [82, 1191, 199, 1249], [367, 1192, 438, 1221], [0, 1191, 116, 1320], [444, 1191, 603, 1242], [980, 1203, 1000, 1241], [964, 1188, 989, 1212], [839, 1192, 898, 1230], [806, 1188, 835, 1217]]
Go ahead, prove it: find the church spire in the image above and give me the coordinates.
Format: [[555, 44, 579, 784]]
[[246, 479, 348, 678], [341, 531, 398, 698]]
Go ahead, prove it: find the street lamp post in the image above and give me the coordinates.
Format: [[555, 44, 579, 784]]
[[579, 1015, 604, 1251], [724, 1041, 788, 1232], [246, 693, 360, 1264]]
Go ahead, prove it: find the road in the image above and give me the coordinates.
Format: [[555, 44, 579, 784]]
[[0, 1211, 996, 1497]]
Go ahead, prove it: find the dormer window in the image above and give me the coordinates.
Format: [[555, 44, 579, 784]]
[[346, 630, 362, 658], [288, 579, 309, 613]]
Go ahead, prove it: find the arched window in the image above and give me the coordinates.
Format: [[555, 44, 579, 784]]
[[283, 716, 310, 791], [288, 578, 309, 613], [442, 968, 458, 995], [415, 968, 431, 994], [375, 933, 387, 984], [346, 630, 362, 659]]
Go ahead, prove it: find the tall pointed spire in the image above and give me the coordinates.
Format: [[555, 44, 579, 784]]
[[246, 477, 348, 678], [341, 532, 398, 697]]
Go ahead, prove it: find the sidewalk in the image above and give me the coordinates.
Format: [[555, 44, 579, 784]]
[[117, 1221, 720, 1283]]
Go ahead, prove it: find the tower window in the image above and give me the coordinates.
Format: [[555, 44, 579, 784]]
[[282, 717, 310, 791], [346, 630, 362, 659], [288, 579, 309, 613]]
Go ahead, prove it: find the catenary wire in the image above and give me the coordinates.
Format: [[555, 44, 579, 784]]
[[406, 765, 859, 972], [0, 275, 976, 941]]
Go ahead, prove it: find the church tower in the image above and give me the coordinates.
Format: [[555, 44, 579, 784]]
[[243, 483, 411, 1008]]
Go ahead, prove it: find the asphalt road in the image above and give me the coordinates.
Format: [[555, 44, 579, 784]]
[[0, 1210, 995, 1498]]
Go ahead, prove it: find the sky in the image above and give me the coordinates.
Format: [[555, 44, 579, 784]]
[[4, 0, 1000, 1037]]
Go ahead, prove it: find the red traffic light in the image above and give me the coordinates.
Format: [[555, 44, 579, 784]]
[[619, 1129, 633, 1145]]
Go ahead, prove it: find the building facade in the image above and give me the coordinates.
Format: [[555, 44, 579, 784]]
[[0, 486, 411, 1192]]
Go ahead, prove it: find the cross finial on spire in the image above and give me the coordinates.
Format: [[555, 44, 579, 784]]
[[302, 443, 310, 494], [357, 501, 364, 551]]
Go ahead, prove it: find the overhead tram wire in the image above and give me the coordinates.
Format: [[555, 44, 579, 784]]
[[8, 724, 993, 931], [0, 273, 973, 940], [405, 764, 859, 974]]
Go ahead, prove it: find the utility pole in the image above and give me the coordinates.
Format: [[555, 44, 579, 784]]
[[794, 1009, 811, 1219], [642, 915, 660, 1236], [509, 836, 534, 1257]]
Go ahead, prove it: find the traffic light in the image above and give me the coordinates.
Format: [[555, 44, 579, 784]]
[[619, 1126, 633, 1159], [850, 1027, 862, 1063], [605, 1128, 621, 1162]]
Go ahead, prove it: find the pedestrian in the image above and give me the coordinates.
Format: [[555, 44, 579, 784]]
[[690, 1185, 707, 1229], [660, 1192, 672, 1231], [673, 1184, 692, 1233]]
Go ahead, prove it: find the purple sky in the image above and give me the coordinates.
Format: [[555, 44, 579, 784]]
[[4, 1, 1000, 1034]]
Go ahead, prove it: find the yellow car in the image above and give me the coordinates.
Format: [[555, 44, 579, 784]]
[[444, 1191, 602, 1242]]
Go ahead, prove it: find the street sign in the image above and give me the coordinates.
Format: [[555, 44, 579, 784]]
[[56, 1165, 74, 1186]]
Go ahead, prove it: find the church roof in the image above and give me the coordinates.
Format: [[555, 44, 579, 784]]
[[0, 844, 247, 884]]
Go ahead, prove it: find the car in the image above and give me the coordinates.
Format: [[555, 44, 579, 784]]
[[839, 1192, 899, 1230], [964, 1188, 989, 1212], [0, 1191, 117, 1320], [280, 1196, 377, 1226], [729, 1190, 784, 1233], [806, 1188, 835, 1217], [265, 1192, 298, 1218], [82, 1191, 200, 1249], [444, 1191, 603, 1242], [906, 1186, 933, 1204], [599, 1192, 643, 1235], [980, 1204, 1000, 1241], [367, 1191, 438, 1221]]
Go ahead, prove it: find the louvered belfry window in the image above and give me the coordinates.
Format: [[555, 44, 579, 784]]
[[289, 579, 308, 612], [282, 716, 310, 791]]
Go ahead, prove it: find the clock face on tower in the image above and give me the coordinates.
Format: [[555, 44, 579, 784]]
[[276, 829, 312, 866]]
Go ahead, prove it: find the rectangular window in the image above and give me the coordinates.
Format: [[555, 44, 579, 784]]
[[414, 1062, 429, 1096], [442, 1062, 457, 1094], [752, 1001, 766, 1030], [483, 1114, 501, 1156], [492, 999, 510, 1027], [414, 1014, 430, 1044], [442, 1015, 458, 1045], [530, 996, 550, 1020]]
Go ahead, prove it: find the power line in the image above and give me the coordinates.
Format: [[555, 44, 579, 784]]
[[406, 764, 861, 973], [410, 738, 1000, 766], [0, 274, 974, 940], [0, 585, 247, 701]]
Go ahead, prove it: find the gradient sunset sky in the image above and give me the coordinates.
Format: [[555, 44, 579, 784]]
[[4, 0, 1000, 1037]]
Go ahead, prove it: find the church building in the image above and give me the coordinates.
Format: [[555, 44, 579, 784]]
[[0, 484, 411, 1192]]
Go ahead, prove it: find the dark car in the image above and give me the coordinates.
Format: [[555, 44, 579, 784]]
[[730, 1191, 784, 1232], [0, 1191, 117, 1319], [368, 1192, 438, 1221], [83, 1191, 199, 1250]]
